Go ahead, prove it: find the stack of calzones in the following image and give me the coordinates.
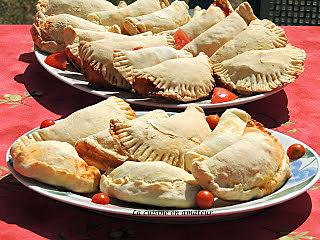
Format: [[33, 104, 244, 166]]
[[10, 97, 291, 207]]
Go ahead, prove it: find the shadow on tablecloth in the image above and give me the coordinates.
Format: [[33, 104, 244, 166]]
[[14, 52, 102, 118], [14, 52, 289, 127], [0, 174, 311, 240]]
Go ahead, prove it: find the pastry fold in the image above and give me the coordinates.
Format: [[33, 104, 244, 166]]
[[109, 105, 211, 169], [123, 1, 190, 35], [182, 2, 256, 57], [75, 110, 169, 171], [100, 161, 201, 208], [132, 53, 214, 102], [191, 120, 291, 201], [212, 45, 306, 95], [11, 138, 101, 193], [25, 97, 135, 146]]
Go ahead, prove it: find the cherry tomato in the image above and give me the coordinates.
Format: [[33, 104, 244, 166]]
[[45, 51, 67, 70], [206, 115, 220, 130], [211, 87, 238, 104], [196, 190, 214, 209], [174, 28, 191, 50], [92, 193, 110, 205], [287, 144, 306, 160], [132, 46, 144, 51], [40, 119, 55, 129]]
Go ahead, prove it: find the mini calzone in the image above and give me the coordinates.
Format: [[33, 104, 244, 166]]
[[109, 105, 211, 169], [185, 108, 251, 171], [113, 46, 193, 85], [10, 138, 101, 193], [182, 2, 257, 57], [87, 0, 169, 31], [132, 53, 214, 102], [63, 26, 152, 67], [160, 0, 232, 40], [123, 1, 190, 35], [100, 161, 201, 208], [31, 13, 110, 53], [192, 120, 291, 201], [212, 45, 306, 95], [210, 19, 288, 63], [36, 0, 117, 19], [75, 110, 169, 171], [79, 35, 174, 89], [25, 97, 136, 146]]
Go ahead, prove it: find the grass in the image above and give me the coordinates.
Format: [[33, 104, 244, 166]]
[[0, 0, 244, 24]]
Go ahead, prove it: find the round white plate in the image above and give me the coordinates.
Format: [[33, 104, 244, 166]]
[[35, 49, 284, 110], [6, 113, 320, 222]]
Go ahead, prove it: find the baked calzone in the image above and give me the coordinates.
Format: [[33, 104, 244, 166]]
[[100, 161, 201, 208], [132, 53, 214, 102], [210, 19, 288, 63], [109, 105, 211, 169], [182, 2, 257, 57], [75, 110, 169, 171], [31, 13, 109, 53], [25, 97, 135, 146], [36, 0, 117, 19], [79, 35, 174, 89], [191, 120, 291, 201], [185, 108, 251, 171], [212, 45, 306, 95], [10, 138, 101, 193], [160, 0, 232, 40], [113, 46, 193, 85], [123, 1, 190, 35], [87, 0, 169, 31]]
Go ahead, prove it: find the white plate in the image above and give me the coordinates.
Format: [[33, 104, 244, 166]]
[[6, 112, 320, 223], [35, 49, 284, 110]]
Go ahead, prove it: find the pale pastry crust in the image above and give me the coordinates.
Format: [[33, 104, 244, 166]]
[[132, 53, 214, 102], [212, 45, 306, 95], [31, 12, 108, 53], [25, 97, 136, 146], [210, 19, 288, 63], [100, 161, 201, 208], [191, 120, 291, 201], [87, 0, 170, 32], [75, 110, 169, 171], [109, 105, 211, 169], [79, 35, 174, 89], [123, 1, 190, 35], [159, 3, 226, 40], [10, 138, 101, 193], [63, 26, 151, 68], [113, 46, 193, 84], [182, 2, 257, 57], [36, 0, 116, 19], [185, 108, 251, 171]]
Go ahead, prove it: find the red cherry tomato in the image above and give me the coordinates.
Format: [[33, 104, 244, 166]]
[[40, 119, 55, 129], [45, 51, 67, 70], [287, 144, 306, 160], [132, 46, 144, 51], [206, 115, 220, 130], [196, 190, 214, 209], [92, 193, 110, 205], [174, 28, 191, 50], [211, 87, 238, 104]]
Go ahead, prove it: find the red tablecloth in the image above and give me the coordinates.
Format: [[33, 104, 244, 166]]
[[0, 25, 320, 240]]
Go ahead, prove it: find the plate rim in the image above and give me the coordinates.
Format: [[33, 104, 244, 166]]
[[35, 49, 285, 110], [6, 113, 320, 220]]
